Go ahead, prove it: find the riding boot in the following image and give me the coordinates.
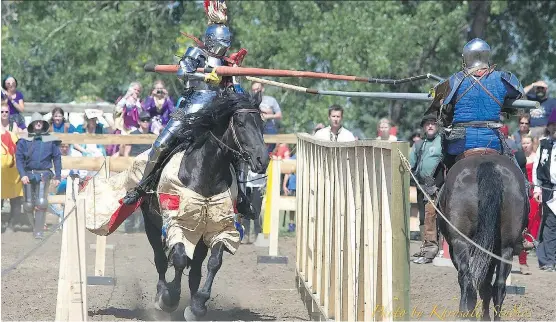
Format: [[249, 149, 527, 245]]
[[235, 162, 256, 220], [122, 119, 183, 205]]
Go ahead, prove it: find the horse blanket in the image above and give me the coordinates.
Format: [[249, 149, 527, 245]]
[[84, 150, 240, 258], [158, 151, 240, 259]]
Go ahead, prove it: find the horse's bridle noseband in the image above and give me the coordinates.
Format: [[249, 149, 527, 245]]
[[209, 108, 262, 162]]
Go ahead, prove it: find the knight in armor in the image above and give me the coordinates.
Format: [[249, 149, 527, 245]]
[[15, 112, 62, 239], [122, 4, 257, 219], [426, 38, 527, 175]]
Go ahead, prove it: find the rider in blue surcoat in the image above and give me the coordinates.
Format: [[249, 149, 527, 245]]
[[427, 38, 526, 174]]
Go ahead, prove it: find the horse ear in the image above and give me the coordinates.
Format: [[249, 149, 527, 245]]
[[251, 90, 263, 108]]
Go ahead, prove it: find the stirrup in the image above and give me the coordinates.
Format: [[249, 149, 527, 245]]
[[122, 187, 147, 205]]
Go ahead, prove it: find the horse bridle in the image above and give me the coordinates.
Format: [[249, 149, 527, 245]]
[[209, 108, 262, 162]]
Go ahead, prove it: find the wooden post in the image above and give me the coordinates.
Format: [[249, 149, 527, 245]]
[[55, 177, 87, 321], [94, 158, 109, 277], [257, 159, 288, 264]]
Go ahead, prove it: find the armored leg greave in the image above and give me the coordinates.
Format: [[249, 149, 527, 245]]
[[123, 118, 184, 205], [33, 177, 51, 239]]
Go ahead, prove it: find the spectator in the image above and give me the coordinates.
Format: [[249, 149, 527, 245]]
[[409, 114, 443, 264], [526, 81, 556, 138], [251, 82, 282, 153], [500, 125, 518, 151], [409, 130, 422, 147], [532, 109, 556, 272], [271, 143, 290, 160], [241, 168, 266, 244], [1, 102, 25, 232], [142, 80, 174, 134], [1, 98, 25, 135], [1, 75, 26, 131], [518, 134, 542, 275], [314, 104, 356, 142], [15, 112, 62, 239], [376, 118, 398, 141], [115, 81, 143, 131], [123, 111, 153, 157], [282, 153, 297, 232], [311, 123, 325, 135], [511, 113, 531, 152], [49, 107, 77, 133], [73, 109, 113, 157]]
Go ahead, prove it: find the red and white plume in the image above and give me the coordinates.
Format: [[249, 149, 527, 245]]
[[204, 0, 227, 25]]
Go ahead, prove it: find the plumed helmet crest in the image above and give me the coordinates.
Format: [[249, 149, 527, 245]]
[[204, 0, 227, 24]]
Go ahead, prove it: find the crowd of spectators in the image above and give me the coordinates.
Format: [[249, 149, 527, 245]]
[[2, 75, 555, 271]]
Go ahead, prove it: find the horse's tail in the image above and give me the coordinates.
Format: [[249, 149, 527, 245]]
[[470, 161, 502, 290]]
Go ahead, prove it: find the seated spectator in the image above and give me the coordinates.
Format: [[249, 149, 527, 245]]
[[376, 118, 398, 141], [49, 107, 77, 133], [314, 104, 356, 142], [73, 109, 112, 157], [1, 107, 25, 232], [271, 143, 291, 160], [1, 75, 26, 131], [142, 80, 174, 134], [123, 111, 153, 157]]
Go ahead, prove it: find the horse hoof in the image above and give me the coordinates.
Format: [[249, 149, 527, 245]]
[[154, 293, 179, 313], [183, 306, 198, 321]]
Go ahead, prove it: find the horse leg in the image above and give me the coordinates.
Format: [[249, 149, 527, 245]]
[[141, 205, 175, 312], [165, 242, 189, 310], [492, 247, 513, 321], [452, 239, 478, 317], [189, 241, 226, 318], [189, 240, 209, 297], [478, 262, 496, 321], [183, 240, 209, 321]]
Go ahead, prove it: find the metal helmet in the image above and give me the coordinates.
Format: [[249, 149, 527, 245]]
[[204, 23, 231, 56], [462, 38, 491, 70]]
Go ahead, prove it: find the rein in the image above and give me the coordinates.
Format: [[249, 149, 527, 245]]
[[209, 108, 260, 162]]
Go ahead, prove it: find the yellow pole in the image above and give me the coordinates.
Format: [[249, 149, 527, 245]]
[[262, 159, 273, 235]]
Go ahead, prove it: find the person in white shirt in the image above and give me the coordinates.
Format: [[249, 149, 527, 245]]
[[313, 105, 356, 142]]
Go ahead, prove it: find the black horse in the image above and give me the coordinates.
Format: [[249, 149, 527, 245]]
[[437, 152, 528, 321], [139, 92, 269, 320]]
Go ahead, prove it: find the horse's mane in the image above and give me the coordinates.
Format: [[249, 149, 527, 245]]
[[170, 90, 261, 151]]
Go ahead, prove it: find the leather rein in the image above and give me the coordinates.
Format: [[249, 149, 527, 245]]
[[209, 108, 261, 162]]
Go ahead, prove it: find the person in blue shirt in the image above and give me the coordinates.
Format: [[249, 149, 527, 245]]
[[282, 154, 296, 232], [16, 112, 62, 239]]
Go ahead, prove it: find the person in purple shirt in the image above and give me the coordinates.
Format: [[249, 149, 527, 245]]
[[141, 80, 174, 132], [1, 75, 26, 130]]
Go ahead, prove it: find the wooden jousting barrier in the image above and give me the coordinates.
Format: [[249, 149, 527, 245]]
[[294, 133, 411, 321]]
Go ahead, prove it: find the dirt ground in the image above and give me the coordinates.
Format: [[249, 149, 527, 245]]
[[1, 228, 555, 321]]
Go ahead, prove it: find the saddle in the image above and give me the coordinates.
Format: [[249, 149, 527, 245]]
[[455, 147, 500, 162]]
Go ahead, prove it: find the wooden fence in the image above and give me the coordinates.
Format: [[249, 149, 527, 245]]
[[295, 133, 411, 321]]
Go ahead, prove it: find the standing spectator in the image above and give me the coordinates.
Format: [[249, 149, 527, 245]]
[[251, 82, 282, 153], [115, 81, 143, 131], [532, 109, 556, 272], [518, 134, 542, 274], [409, 114, 443, 264], [1, 100, 24, 232], [314, 104, 356, 142], [511, 113, 531, 152], [142, 80, 174, 134], [15, 113, 62, 239], [49, 107, 77, 133], [376, 118, 398, 141], [526, 81, 556, 138], [241, 169, 266, 244], [282, 153, 297, 232], [1, 75, 26, 131]]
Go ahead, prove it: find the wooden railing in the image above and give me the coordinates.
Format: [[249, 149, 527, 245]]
[[295, 133, 411, 321]]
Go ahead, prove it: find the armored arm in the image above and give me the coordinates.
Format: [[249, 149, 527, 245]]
[[424, 79, 452, 128], [501, 71, 526, 115], [178, 46, 209, 81]]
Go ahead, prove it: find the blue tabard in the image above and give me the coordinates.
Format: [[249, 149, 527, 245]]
[[444, 70, 524, 156]]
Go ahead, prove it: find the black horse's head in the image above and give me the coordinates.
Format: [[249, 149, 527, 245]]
[[176, 91, 269, 174]]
